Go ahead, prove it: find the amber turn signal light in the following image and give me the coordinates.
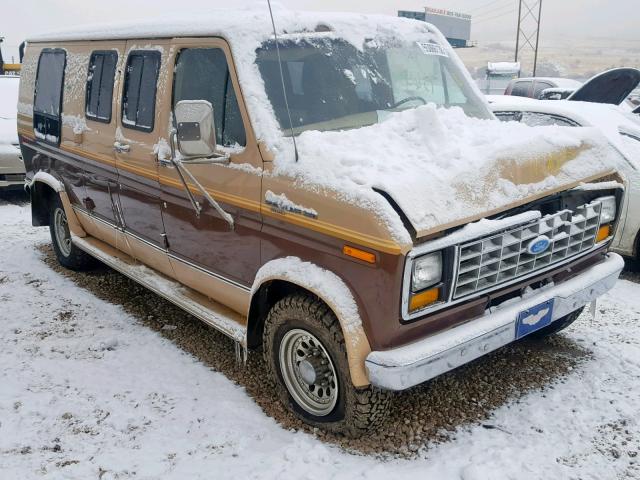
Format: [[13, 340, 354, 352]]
[[409, 287, 440, 312], [343, 245, 376, 264], [596, 224, 611, 243]]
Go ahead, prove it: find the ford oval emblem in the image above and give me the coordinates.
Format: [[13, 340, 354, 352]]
[[527, 235, 551, 255]]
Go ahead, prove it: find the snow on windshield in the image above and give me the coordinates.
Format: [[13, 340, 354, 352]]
[[256, 34, 491, 135]]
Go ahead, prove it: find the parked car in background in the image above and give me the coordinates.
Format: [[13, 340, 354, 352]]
[[0, 75, 25, 190], [487, 93, 640, 262], [504, 76, 583, 100]]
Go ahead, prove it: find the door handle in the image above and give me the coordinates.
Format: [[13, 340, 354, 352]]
[[113, 141, 130, 153]]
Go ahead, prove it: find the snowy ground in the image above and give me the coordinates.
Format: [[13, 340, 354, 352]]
[[1, 194, 639, 480]]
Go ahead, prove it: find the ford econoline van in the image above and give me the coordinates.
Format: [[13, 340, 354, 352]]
[[17, 10, 626, 436]]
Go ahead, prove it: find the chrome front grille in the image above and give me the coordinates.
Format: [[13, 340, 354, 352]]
[[453, 201, 603, 299]]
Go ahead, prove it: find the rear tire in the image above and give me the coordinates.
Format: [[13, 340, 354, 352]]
[[529, 307, 584, 338], [49, 195, 96, 271], [263, 293, 391, 437]]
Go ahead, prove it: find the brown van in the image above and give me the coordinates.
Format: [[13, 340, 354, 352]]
[[17, 10, 626, 436]]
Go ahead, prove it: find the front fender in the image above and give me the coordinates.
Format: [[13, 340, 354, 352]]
[[250, 257, 372, 388]]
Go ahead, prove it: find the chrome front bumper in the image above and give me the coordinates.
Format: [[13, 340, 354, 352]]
[[366, 253, 624, 391]]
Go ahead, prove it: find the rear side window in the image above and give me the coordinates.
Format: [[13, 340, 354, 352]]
[[122, 50, 160, 132], [510, 81, 532, 97], [34, 49, 66, 144], [86, 51, 118, 123], [532, 81, 553, 99], [173, 48, 246, 147]]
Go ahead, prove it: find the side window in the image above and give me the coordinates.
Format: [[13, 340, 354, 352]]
[[173, 48, 246, 147], [122, 50, 160, 132], [86, 51, 118, 123], [520, 112, 578, 127], [493, 111, 523, 123], [33, 49, 66, 144], [510, 81, 532, 97], [533, 81, 553, 99]]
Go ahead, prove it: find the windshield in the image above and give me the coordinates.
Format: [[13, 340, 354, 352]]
[[256, 34, 492, 135]]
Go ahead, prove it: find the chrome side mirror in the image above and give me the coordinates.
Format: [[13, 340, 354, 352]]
[[174, 100, 216, 158]]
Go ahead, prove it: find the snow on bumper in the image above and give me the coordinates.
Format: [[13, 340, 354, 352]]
[[366, 253, 625, 391]]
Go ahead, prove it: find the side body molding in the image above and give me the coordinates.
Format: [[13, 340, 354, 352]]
[[250, 257, 372, 387]]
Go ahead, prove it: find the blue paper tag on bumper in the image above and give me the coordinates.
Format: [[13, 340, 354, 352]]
[[516, 299, 555, 339]]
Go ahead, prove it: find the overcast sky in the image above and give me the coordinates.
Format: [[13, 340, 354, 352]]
[[2, 0, 637, 62]]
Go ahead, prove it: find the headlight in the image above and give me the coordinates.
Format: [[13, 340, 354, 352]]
[[411, 251, 443, 292], [596, 195, 616, 224]]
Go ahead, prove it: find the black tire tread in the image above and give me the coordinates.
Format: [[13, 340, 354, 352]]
[[263, 293, 391, 437]]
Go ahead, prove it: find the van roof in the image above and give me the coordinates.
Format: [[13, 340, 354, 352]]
[[26, 8, 435, 44]]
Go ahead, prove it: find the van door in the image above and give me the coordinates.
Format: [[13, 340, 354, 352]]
[[160, 38, 263, 294], [114, 41, 173, 277], [79, 42, 126, 245]]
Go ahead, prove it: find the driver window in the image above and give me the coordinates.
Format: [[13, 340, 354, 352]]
[[173, 48, 246, 147]]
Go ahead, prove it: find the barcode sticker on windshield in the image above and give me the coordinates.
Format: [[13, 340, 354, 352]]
[[416, 42, 449, 57]]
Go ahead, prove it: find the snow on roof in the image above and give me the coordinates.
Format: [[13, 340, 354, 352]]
[[27, 7, 433, 45]]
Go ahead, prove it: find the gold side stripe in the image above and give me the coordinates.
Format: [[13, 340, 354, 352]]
[[260, 207, 402, 255], [18, 127, 34, 139], [62, 145, 262, 213], [26, 138, 403, 255], [64, 144, 117, 167]]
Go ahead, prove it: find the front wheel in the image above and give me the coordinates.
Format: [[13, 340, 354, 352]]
[[49, 195, 96, 271], [263, 293, 391, 437]]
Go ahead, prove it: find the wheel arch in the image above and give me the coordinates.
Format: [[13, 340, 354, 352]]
[[247, 257, 372, 388], [26, 172, 86, 237], [26, 172, 63, 226]]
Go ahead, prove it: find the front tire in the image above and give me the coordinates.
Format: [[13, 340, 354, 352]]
[[49, 195, 96, 271], [263, 293, 391, 437]]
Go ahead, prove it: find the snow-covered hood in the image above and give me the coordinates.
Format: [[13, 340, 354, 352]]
[[275, 105, 622, 239]]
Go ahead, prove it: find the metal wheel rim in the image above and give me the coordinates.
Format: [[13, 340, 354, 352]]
[[279, 328, 339, 417], [53, 208, 72, 257]]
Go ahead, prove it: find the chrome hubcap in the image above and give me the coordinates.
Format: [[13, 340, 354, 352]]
[[279, 329, 338, 417], [53, 208, 72, 257]]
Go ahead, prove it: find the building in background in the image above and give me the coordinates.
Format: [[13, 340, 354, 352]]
[[0, 37, 21, 75], [398, 7, 473, 48]]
